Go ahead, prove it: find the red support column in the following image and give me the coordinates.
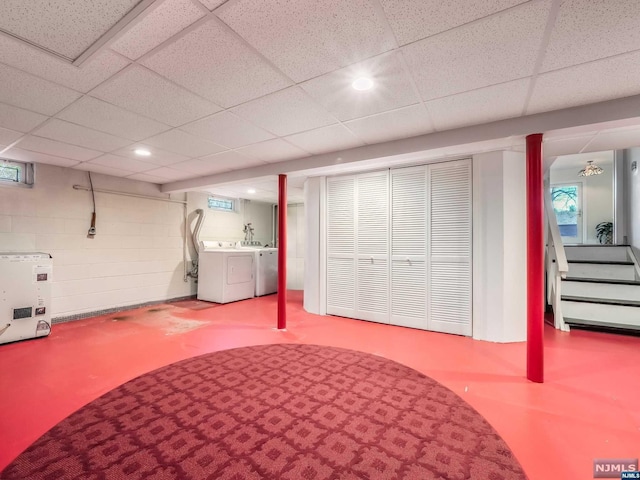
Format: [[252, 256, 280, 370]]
[[277, 174, 287, 330], [526, 133, 544, 383]]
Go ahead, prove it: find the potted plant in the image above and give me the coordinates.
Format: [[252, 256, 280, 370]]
[[595, 221, 613, 244]]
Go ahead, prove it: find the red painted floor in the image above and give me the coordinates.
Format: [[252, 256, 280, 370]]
[[1, 291, 639, 479]]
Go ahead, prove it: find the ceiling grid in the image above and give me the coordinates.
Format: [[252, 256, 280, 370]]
[[0, 0, 638, 199]]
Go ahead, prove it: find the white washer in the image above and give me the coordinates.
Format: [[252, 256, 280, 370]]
[[235, 242, 279, 296], [198, 241, 255, 304]]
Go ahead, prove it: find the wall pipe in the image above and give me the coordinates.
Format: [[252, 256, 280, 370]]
[[277, 174, 287, 330], [73, 185, 190, 282], [526, 134, 544, 383]]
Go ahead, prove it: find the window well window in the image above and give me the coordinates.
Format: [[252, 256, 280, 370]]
[[208, 196, 235, 212], [0, 159, 33, 187]]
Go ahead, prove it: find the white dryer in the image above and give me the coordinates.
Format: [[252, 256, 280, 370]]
[[235, 242, 278, 296], [198, 241, 255, 304]]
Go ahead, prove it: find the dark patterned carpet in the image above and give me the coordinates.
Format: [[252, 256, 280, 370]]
[[1, 344, 527, 479]]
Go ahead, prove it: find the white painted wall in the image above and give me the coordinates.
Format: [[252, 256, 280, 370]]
[[188, 192, 274, 249], [472, 151, 527, 343], [550, 157, 614, 244], [286, 203, 305, 290], [303, 178, 323, 313], [0, 164, 192, 319], [625, 147, 640, 260]]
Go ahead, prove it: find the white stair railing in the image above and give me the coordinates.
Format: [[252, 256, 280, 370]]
[[545, 192, 570, 331]]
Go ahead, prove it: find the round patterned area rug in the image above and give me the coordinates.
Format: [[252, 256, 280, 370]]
[[1, 344, 527, 479]]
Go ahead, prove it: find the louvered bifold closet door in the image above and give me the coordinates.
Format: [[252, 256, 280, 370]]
[[326, 176, 356, 318], [390, 165, 428, 329], [428, 160, 472, 336], [355, 171, 389, 323]]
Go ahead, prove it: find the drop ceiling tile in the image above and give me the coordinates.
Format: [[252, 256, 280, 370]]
[[143, 129, 226, 157], [543, 135, 596, 157], [0, 63, 81, 115], [584, 127, 640, 153], [180, 111, 274, 149], [402, 0, 551, 100], [379, 0, 528, 46], [0, 33, 130, 92], [528, 51, 640, 115], [216, 0, 395, 82], [0, 126, 22, 147], [198, 0, 226, 10], [111, 0, 206, 59], [138, 166, 194, 180], [1, 147, 79, 168], [33, 119, 132, 152], [90, 65, 221, 127], [344, 104, 433, 144], [426, 79, 529, 131], [170, 158, 228, 175], [198, 150, 267, 169], [17, 136, 102, 161], [111, 143, 189, 167], [231, 87, 336, 137], [141, 19, 292, 108], [0, 0, 139, 59], [57, 97, 171, 141], [0, 102, 48, 133], [285, 124, 364, 155], [236, 139, 310, 163], [541, 0, 640, 73], [88, 154, 158, 173], [300, 51, 420, 121], [126, 172, 169, 184], [73, 162, 131, 178]]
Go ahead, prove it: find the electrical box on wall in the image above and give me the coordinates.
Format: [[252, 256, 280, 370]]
[[0, 252, 53, 345]]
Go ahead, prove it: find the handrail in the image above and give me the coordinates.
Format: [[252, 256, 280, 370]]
[[545, 192, 569, 277]]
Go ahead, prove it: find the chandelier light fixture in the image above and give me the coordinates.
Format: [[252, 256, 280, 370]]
[[578, 160, 603, 177]]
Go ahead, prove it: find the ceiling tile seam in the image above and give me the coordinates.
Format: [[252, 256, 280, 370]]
[[535, 45, 640, 78], [85, 61, 226, 127], [16, 140, 104, 162], [189, 0, 215, 15], [0, 85, 97, 156], [87, 153, 169, 172], [419, 74, 536, 105], [106, 51, 229, 123], [0, 59, 87, 96], [205, 12, 297, 87], [102, 0, 172, 58], [521, 0, 561, 116], [395, 49, 437, 132], [369, 0, 401, 50], [73, 0, 159, 67], [134, 14, 213, 64], [393, 0, 538, 50]]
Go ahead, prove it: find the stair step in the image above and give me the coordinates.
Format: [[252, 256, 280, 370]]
[[564, 318, 640, 335], [567, 260, 634, 265], [561, 296, 640, 307], [564, 244, 630, 247], [563, 277, 640, 286]]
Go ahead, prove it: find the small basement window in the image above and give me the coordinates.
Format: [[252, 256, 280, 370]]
[[0, 159, 34, 187], [208, 195, 236, 212]]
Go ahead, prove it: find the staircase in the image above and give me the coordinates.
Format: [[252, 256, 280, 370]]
[[561, 245, 640, 333]]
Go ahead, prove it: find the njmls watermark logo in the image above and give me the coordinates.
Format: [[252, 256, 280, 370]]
[[593, 458, 638, 478]]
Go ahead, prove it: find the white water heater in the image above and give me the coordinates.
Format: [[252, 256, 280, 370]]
[[0, 252, 53, 345]]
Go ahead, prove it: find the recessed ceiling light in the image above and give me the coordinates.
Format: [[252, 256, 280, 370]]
[[134, 148, 151, 156], [352, 77, 374, 91], [247, 188, 256, 194]]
